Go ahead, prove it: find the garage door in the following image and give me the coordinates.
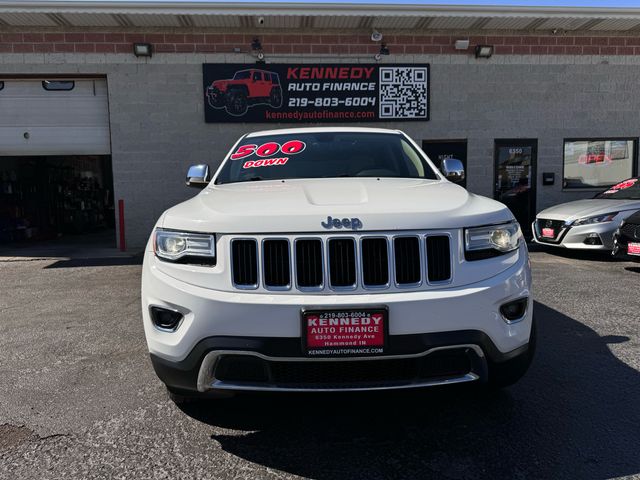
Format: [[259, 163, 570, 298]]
[[0, 78, 110, 156]]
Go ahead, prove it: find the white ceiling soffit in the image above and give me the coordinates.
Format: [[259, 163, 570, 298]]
[[0, 12, 58, 26], [125, 13, 180, 27], [534, 17, 594, 31], [481, 16, 539, 30], [591, 18, 640, 31], [2, 3, 640, 31], [427, 16, 478, 30], [371, 16, 421, 30], [61, 12, 120, 27], [313, 15, 361, 29], [190, 14, 242, 28], [259, 15, 302, 29]]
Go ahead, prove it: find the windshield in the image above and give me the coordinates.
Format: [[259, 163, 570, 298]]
[[233, 71, 251, 80], [594, 178, 640, 199], [214, 132, 439, 185]]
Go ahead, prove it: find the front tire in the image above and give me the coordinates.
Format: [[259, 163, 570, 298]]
[[488, 316, 537, 388]]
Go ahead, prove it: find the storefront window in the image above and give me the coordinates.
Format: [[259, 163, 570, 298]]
[[563, 138, 637, 189]]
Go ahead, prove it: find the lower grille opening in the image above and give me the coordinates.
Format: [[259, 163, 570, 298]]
[[215, 356, 269, 383], [212, 349, 474, 389]]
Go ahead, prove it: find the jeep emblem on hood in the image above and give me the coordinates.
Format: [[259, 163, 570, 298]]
[[321, 216, 363, 230]]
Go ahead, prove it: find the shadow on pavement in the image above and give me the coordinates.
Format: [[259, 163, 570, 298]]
[[44, 255, 142, 268], [179, 301, 640, 479], [528, 243, 624, 263]]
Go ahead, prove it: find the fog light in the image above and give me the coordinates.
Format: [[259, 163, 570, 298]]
[[584, 233, 603, 246], [150, 306, 183, 331], [500, 298, 528, 323]]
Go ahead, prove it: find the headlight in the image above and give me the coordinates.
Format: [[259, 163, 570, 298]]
[[572, 212, 618, 226], [154, 229, 216, 264], [464, 222, 522, 261]]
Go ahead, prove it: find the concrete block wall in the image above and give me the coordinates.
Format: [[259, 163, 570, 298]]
[[2, 28, 640, 249]]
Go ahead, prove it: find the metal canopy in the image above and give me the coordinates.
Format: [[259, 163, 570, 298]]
[[2, 2, 640, 31]]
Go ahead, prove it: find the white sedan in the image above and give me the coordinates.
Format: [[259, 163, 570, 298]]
[[533, 178, 640, 250]]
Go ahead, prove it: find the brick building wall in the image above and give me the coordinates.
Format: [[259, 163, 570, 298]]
[[2, 27, 640, 248]]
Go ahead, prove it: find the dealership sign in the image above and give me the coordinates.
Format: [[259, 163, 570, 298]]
[[202, 63, 429, 123]]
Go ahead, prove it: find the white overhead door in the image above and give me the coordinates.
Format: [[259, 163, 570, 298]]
[[0, 78, 111, 156]]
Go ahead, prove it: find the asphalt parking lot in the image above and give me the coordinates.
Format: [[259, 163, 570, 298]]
[[1, 244, 639, 480]]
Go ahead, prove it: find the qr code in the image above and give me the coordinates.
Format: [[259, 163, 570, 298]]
[[379, 67, 428, 119]]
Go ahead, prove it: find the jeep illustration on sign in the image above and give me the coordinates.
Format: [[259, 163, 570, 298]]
[[205, 68, 283, 116], [203, 63, 430, 123]]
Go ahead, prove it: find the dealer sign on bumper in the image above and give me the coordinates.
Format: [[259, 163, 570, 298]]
[[303, 308, 387, 356]]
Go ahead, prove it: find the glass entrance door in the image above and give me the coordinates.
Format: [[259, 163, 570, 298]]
[[494, 140, 537, 237]]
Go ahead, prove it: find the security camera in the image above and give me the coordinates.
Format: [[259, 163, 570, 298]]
[[371, 30, 383, 42], [257, 51, 265, 60], [258, 16, 265, 25]]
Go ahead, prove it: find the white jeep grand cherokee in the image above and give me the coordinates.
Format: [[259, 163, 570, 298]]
[[141, 127, 534, 402]]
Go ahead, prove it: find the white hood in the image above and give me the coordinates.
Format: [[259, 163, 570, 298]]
[[161, 178, 513, 234]]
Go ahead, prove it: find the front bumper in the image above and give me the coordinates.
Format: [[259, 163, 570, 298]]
[[532, 219, 618, 250], [150, 333, 534, 393], [613, 228, 640, 261], [142, 244, 532, 392]]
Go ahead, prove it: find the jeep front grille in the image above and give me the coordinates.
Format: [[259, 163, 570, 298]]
[[262, 239, 291, 288], [230, 233, 453, 292], [231, 239, 258, 288], [295, 239, 323, 288], [426, 236, 452, 282], [361, 238, 389, 287], [328, 238, 357, 288], [394, 236, 421, 285]]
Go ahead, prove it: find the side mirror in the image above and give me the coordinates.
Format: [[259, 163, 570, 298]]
[[186, 164, 210, 188], [441, 158, 465, 184]]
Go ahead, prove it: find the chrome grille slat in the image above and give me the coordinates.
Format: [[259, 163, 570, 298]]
[[229, 232, 453, 292]]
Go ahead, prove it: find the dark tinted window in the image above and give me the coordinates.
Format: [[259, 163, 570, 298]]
[[42, 80, 74, 91], [215, 132, 439, 184], [233, 71, 251, 80], [594, 178, 640, 199]]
